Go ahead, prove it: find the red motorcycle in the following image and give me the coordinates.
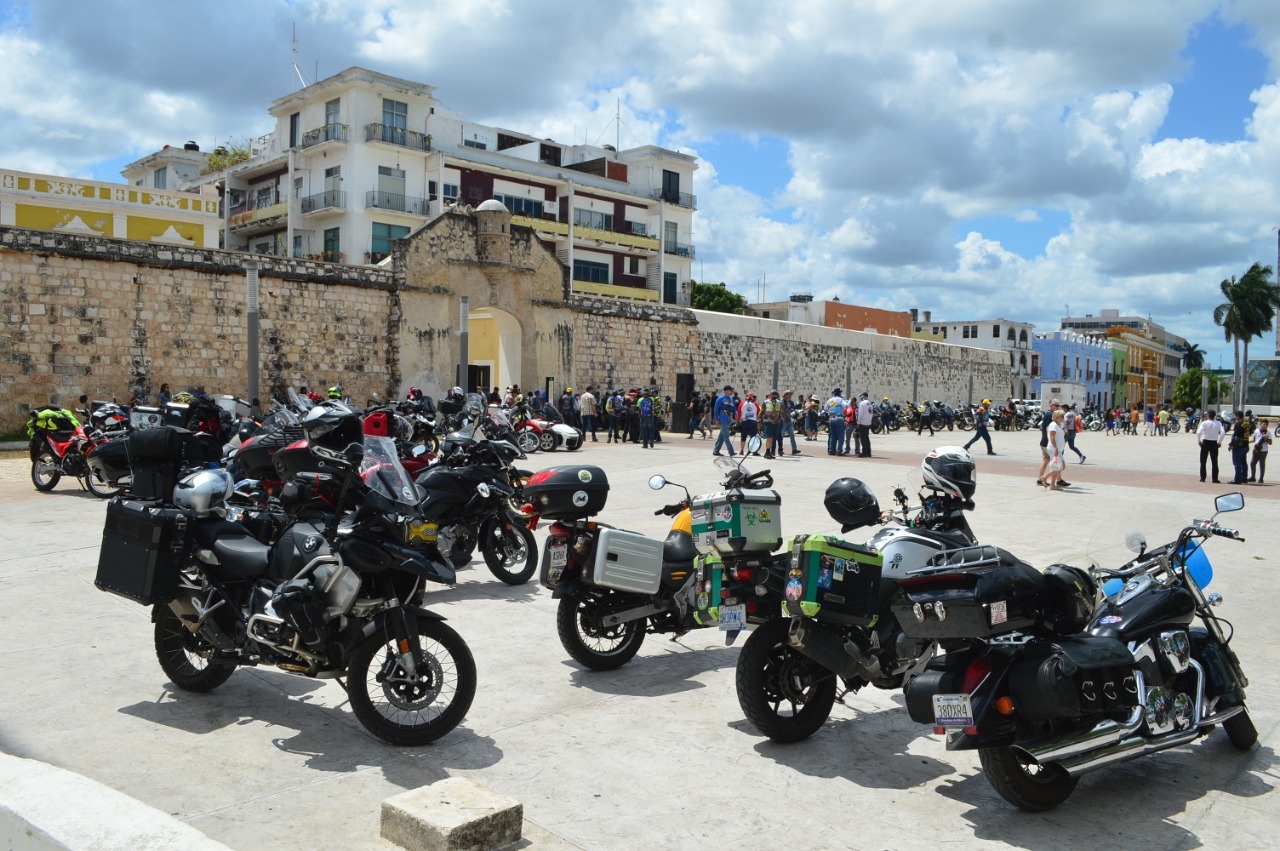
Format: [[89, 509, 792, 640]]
[[28, 406, 122, 498]]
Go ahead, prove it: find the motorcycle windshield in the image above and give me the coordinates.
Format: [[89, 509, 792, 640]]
[[360, 435, 419, 511], [714, 455, 746, 478]]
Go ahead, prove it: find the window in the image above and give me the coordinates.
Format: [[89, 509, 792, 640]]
[[573, 259, 609, 284], [494, 194, 543, 217], [382, 98, 407, 130], [442, 184, 459, 200], [371, 222, 409, 258], [323, 227, 340, 258], [254, 240, 272, 254], [325, 98, 340, 126], [289, 112, 300, 148], [970, 324, 978, 338], [293, 176, 303, 198], [293, 234, 303, 258], [992, 325, 1000, 338], [428, 180, 437, 201], [962, 326, 971, 339], [661, 169, 680, 203], [664, 220, 678, 248], [574, 208, 613, 231], [153, 167, 167, 189], [254, 186, 274, 209], [628, 257, 640, 275], [463, 139, 487, 150], [1062, 355, 1069, 378], [663, 271, 677, 303]]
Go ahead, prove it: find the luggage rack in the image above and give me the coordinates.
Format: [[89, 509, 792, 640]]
[[908, 544, 1002, 576]]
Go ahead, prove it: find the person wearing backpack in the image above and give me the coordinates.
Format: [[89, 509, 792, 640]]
[[760, 390, 783, 459], [737, 392, 760, 455], [637, 388, 657, 448], [1063, 404, 1086, 464]]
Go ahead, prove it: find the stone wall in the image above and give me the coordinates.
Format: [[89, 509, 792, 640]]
[[1, 228, 396, 431]]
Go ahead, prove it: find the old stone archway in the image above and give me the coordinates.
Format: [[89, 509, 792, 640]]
[[394, 202, 574, 401]]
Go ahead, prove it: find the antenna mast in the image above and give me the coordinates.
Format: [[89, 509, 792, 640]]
[[292, 24, 310, 90]]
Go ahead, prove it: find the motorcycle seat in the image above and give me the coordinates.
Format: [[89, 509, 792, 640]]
[[661, 529, 697, 588], [193, 519, 273, 580]]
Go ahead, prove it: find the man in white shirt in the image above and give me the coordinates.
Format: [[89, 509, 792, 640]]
[[855, 393, 874, 457], [1196, 409, 1226, 483]]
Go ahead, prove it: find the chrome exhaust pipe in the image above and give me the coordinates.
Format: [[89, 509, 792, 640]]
[[1057, 729, 1201, 777], [1014, 706, 1145, 766], [787, 617, 876, 680]]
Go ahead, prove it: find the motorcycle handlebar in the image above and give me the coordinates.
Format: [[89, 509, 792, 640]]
[[655, 501, 689, 517], [1206, 523, 1243, 541]]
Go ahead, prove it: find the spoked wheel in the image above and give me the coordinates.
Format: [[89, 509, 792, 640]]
[[31, 448, 61, 492], [153, 604, 236, 692], [556, 593, 646, 670], [538, 431, 558, 452], [517, 428, 540, 454], [84, 462, 123, 498], [735, 617, 837, 742], [978, 747, 1078, 811], [481, 520, 537, 585], [347, 616, 476, 746]]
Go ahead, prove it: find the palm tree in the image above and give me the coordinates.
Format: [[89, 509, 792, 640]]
[[1213, 263, 1278, 410], [1181, 342, 1206, 370]]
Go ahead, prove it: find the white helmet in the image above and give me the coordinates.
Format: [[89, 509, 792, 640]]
[[922, 446, 977, 501], [172, 468, 234, 518]]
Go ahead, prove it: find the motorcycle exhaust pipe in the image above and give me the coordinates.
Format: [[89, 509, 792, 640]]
[[1056, 729, 1201, 778], [787, 617, 875, 680], [1014, 706, 1144, 766]]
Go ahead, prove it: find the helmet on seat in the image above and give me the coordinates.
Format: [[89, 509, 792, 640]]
[[823, 477, 880, 531], [1040, 564, 1099, 635], [451, 386, 463, 398], [922, 446, 976, 501], [302, 400, 364, 452], [173, 468, 234, 518], [327, 385, 343, 400]]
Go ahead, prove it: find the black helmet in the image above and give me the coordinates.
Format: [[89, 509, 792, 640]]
[[823, 477, 880, 532], [1040, 564, 1099, 635], [302, 400, 363, 452], [922, 446, 976, 501]]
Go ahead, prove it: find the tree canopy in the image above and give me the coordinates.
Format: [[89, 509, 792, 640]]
[[201, 139, 253, 174], [1172, 368, 1231, 411], [1213, 262, 1278, 409], [1180, 342, 1205, 370], [690, 281, 747, 315]]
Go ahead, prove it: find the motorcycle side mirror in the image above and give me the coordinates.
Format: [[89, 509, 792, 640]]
[[649, 474, 667, 490], [1214, 492, 1244, 514], [746, 435, 763, 454], [79, 394, 88, 404], [1124, 531, 1147, 554], [343, 442, 365, 465]]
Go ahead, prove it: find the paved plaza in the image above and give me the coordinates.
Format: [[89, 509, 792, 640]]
[[0, 424, 1276, 850]]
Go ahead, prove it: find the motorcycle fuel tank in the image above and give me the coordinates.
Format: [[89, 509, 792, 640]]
[[1088, 573, 1196, 641]]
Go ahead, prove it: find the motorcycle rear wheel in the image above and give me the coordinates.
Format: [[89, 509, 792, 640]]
[[153, 604, 235, 692], [481, 522, 537, 585], [556, 593, 646, 670], [1224, 705, 1258, 749], [347, 617, 476, 746], [978, 747, 1078, 811], [31, 448, 61, 492], [735, 617, 837, 743]]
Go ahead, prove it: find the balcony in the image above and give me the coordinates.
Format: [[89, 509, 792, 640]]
[[300, 123, 349, 148], [365, 123, 432, 152], [512, 214, 569, 237], [663, 241, 696, 260], [301, 190, 346, 214], [650, 189, 697, 209], [228, 192, 287, 234], [572, 280, 659, 302], [365, 190, 427, 216]]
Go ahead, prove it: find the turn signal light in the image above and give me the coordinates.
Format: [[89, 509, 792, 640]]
[[995, 696, 1016, 716]]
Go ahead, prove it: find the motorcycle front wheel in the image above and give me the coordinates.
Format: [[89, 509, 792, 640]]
[[31, 448, 61, 492], [978, 746, 1078, 811], [517, 427, 540, 454], [537, 431, 558, 452], [347, 617, 476, 746], [84, 463, 123, 499], [481, 521, 537, 585], [735, 617, 837, 743], [556, 593, 646, 670], [1224, 704, 1258, 749], [153, 604, 236, 692]]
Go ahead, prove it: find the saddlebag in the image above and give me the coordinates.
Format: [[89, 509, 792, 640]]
[[588, 528, 665, 594], [94, 498, 191, 604], [1007, 636, 1138, 720], [889, 546, 1045, 639], [781, 534, 882, 626]]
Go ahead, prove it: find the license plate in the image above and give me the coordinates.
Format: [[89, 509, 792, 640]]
[[548, 543, 567, 569], [933, 694, 974, 728], [719, 603, 746, 631]]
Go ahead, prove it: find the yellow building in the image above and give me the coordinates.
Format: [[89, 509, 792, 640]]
[[0, 167, 221, 248]]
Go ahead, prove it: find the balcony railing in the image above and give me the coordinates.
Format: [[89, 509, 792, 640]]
[[650, 189, 697, 209], [365, 123, 432, 151], [365, 190, 427, 216], [227, 190, 281, 217], [663, 241, 696, 260], [622, 221, 648, 237], [300, 123, 349, 148], [301, 190, 346, 214]]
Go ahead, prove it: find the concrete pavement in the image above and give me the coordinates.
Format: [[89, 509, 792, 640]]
[[0, 425, 1276, 850]]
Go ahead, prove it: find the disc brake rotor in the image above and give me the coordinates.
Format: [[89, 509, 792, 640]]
[[378, 648, 444, 710]]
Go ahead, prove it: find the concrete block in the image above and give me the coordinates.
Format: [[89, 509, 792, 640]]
[[381, 778, 522, 851]]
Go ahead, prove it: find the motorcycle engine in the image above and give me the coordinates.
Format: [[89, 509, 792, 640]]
[[1133, 635, 1196, 735], [270, 578, 330, 647]]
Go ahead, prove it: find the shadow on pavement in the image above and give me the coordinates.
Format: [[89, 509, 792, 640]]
[[565, 644, 739, 698]]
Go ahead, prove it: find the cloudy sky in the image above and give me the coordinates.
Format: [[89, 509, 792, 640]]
[[3, 0, 1280, 368]]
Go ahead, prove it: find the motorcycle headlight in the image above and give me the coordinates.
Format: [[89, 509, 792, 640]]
[[476, 482, 491, 498]]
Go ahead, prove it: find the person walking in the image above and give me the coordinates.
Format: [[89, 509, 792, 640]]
[[760, 390, 783, 459], [1043, 409, 1068, 489], [737, 392, 760, 455], [686, 392, 707, 439], [1250, 418, 1271, 483], [855, 393, 873, 457], [1063, 404, 1086, 463], [842, 397, 856, 455], [1035, 399, 1071, 487], [579, 387, 598, 442], [1195, 409, 1225, 483], [1157, 406, 1170, 436], [781, 390, 801, 455], [1227, 411, 1250, 484], [963, 398, 995, 455], [916, 400, 935, 436], [825, 389, 847, 456], [804, 395, 820, 441], [637, 388, 657, 449], [712, 385, 738, 457]]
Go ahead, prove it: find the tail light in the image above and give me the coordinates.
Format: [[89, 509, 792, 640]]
[[962, 656, 991, 694], [729, 565, 754, 582]]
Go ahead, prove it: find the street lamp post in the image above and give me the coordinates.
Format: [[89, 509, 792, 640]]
[[246, 260, 260, 409]]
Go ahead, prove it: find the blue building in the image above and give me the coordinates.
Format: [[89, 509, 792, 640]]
[[1032, 331, 1115, 410]]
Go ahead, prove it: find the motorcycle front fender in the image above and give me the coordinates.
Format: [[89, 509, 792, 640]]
[[359, 604, 447, 644]]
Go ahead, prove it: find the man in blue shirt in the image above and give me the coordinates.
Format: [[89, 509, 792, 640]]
[[825, 388, 847, 456], [713, 385, 738, 456]]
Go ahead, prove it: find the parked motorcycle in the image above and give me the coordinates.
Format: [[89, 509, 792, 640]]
[[28, 405, 125, 498], [529, 404, 585, 452], [735, 447, 982, 742], [531, 436, 784, 670], [898, 493, 1255, 811], [93, 423, 476, 746]]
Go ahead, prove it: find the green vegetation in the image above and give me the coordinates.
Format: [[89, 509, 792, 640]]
[[1172, 368, 1231, 412], [201, 139, 253, 174], [690, 280, 746, 315], [1213, 262, 1279, 410]]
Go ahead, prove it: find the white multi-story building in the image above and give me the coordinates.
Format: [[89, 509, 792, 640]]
[[186, 67, 697, 304], [911, 310, 1037, 398]]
